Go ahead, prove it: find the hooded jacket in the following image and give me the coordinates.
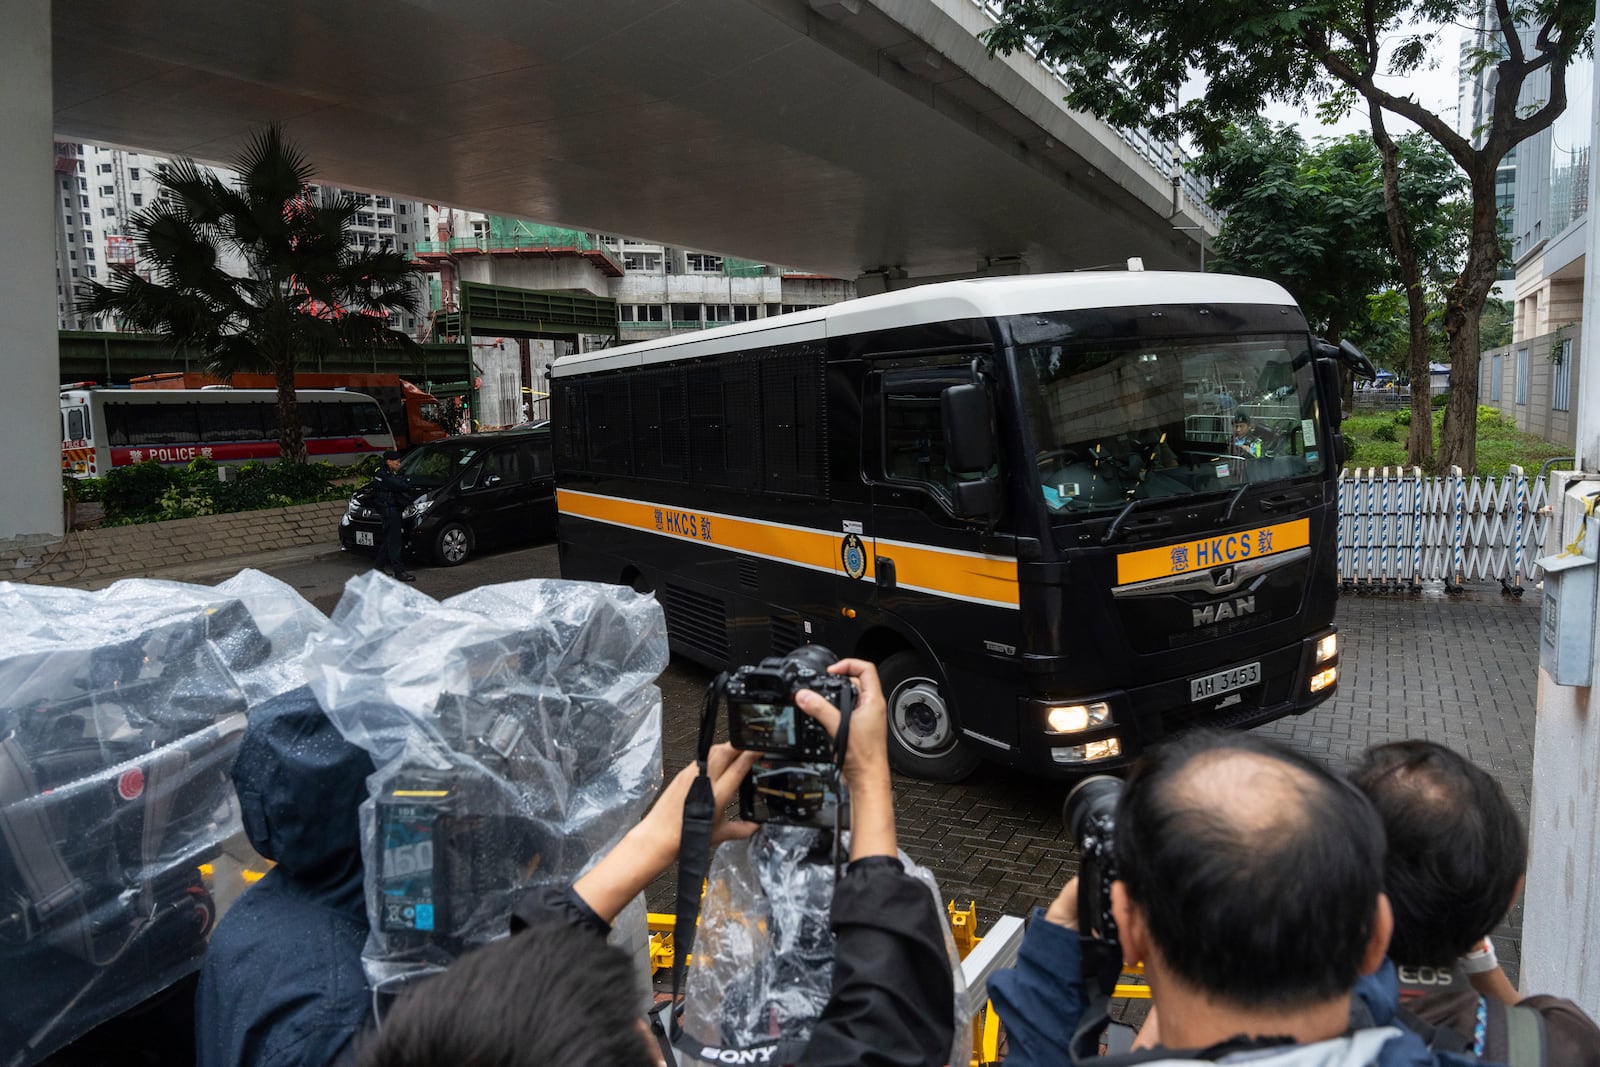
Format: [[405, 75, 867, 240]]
[[989, 912, 1490, 1067], [195, 685, 376, 1067]]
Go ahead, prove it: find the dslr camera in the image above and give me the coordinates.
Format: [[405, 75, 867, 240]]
[[724, 645, 853, 828], [1063, 774, 1124, 995]]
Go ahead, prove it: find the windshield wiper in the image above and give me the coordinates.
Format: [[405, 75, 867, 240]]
[[1216, 485, 1248, 526], [1100, 495, 1173, 545]]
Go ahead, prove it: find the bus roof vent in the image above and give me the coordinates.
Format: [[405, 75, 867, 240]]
[[1127, 257, 1145, 272]]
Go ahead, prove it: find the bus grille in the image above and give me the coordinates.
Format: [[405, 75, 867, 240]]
[[661, 584, 729, 662]]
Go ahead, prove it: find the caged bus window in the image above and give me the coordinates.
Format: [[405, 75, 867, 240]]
[[558, 345, 827, 499], [585, 378, 635, 475], [106, 402, 200, 446], [759, 351, 825, 497], [199, 402, 273, 443], [632, 368, 688, 479]]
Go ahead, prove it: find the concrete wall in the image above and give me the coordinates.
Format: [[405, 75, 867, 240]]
[[1478, 328, 1583, 449], [1, 2, 64, 548], [0, 500, 346, 590], [454, 256, 609, 296]]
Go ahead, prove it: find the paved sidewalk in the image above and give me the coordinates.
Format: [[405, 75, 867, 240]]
[[68, 545, 1552, 980], [645, 582, 1546, 982]]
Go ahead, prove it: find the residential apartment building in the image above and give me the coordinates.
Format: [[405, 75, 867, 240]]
[[415, 208, 854, 427], [53, 141, 429, 338], [52, 142, 177, 331], [50, 147, 852, 431]]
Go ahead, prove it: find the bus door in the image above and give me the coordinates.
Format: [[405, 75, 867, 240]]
[[864, 357, 1021, 775]]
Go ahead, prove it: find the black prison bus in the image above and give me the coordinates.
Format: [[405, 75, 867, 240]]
[[552, 272, 1361, 781]]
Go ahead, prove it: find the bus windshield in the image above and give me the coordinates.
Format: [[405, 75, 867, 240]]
[[1015, 332, 1325, 518]]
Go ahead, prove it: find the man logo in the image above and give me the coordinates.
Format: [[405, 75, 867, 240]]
[[1192, 595, 1257, 627], [1211, 564, 1236, 590]]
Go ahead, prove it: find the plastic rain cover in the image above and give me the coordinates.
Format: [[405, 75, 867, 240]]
[[0, 570, 324, 1067], [678, 826, 970, 1067], [301, 572, 665, 994]]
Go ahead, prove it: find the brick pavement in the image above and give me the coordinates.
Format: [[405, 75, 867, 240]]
[[648, 584, 1545, 982]]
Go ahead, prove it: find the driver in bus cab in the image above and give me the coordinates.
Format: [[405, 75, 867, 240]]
[[1231, 414, 1264, 459]]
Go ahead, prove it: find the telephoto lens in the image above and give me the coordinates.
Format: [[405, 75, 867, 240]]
[[1062, 775, 1123, 950], [1063, 775, 1122, 843]]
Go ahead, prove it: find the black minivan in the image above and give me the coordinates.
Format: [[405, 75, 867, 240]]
[[339, 424, 555, 566]]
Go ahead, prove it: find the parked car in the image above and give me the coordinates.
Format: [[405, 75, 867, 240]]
[[339, 424, 555, 566]]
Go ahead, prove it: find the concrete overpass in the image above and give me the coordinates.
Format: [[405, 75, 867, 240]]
[[6, 0, 1217, 546]]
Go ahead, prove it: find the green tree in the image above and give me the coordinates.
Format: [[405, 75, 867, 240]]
[[79, 125, 421, 463], [982, 0, 1592, 474], [1195, 121, 1388, 344], [1195, 122, 1466, 463]]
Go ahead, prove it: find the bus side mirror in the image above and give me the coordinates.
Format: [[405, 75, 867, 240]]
[[942, 383, 994, 474], [949, 478, 998, 518], [1314, 357, 1344, 431], [942, 382, 999, 520], [1336, 338, 1378, 381]]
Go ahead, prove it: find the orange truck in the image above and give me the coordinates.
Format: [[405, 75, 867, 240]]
[[130, 372, 449, 450]]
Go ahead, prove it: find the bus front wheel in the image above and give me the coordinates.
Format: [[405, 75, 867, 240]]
[[879, 651, 980, 783]]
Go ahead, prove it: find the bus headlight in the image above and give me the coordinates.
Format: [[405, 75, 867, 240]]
[[403, 495, 433, 519], [1315, 633, 1338, 664], [1051, 739, 1122, 764], [1045, 701, 1111, 735], [1309, 666, 1338, 693]]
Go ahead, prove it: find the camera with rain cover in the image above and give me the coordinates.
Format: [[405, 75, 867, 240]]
[[1064, 775, 1124, 995], [723, 645, 853, 827]]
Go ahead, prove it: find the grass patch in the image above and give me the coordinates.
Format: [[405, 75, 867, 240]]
[[1342, 408, 1571, 476]]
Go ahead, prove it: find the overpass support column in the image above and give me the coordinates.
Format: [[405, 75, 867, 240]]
[[1523, 35, 1600, 1017], [1, 1, 64, 549]]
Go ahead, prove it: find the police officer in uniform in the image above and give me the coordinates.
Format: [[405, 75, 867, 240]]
[[371, 450, 417, 581]]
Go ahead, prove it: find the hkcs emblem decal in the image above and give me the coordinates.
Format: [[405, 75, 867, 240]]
[[841, 533, 867, 580]]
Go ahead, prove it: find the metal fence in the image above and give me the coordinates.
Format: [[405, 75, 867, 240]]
[[1336, 467, 1547, 594]]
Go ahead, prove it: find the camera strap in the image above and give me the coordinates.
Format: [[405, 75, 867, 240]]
[[1070, 939, 1122, 1063], [667, 671, 727, 1044]]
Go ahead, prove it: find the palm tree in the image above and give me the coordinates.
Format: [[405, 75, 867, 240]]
[[79, 125, 422, 463]]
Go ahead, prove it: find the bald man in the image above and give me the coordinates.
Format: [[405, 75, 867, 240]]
[[990, 730, 1481, 1066]]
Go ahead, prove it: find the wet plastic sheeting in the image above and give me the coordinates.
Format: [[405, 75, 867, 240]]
[[0, 570, 322, 1067], [303, 572, 666, 991], [678, 827, 970, 1066]]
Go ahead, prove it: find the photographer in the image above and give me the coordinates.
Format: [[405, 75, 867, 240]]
[[1350, 740, 1600, 1063], [358, 658, 955, 1067], [195, 686, 377, 1067], [988, 730, 1478, 1066]]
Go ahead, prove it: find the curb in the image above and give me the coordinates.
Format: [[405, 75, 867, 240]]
[[111, 542, 350, 587]]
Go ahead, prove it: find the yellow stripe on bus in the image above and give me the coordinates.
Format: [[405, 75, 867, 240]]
[[874, 538, 1020, 607], [1116, 517, 1312, 585], [558, 489, 1020, 608]]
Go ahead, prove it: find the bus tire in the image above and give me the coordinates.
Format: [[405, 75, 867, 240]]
[[879, 651, 981, 783], [433, 522, 473, 566]]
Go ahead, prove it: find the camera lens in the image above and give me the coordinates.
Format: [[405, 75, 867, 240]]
[[1063, 774, 1122, 840], [781, 644, 838, 677]]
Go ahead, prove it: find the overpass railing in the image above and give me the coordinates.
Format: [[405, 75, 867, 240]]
[[1336, 466, 1546, 593], [968, 0, 1220, 227]]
